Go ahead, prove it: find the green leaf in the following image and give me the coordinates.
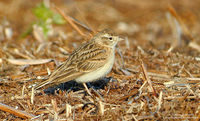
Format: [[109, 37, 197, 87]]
[[52, 13, 66, 25], [19, 25, 33, 39], [30, 2, 66, 39], [33, 3, 53, 21]]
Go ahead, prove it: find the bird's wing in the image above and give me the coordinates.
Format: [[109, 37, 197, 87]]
[[54, 47, 108, 84], [34, 42, 109, 90], [77, 49, 108, 72]]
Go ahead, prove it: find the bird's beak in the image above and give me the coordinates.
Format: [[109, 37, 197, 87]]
[[118, 37, 124, 41]]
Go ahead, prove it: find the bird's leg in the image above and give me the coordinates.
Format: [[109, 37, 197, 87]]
[[83, 83, 92, 96]]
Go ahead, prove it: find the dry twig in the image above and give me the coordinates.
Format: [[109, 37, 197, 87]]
[[140, 60, 158, 97], [54, 6, 88, 38], [0, 103, 35, 119]]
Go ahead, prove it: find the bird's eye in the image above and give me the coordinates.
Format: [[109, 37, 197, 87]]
[[108, 37, 113, 40]]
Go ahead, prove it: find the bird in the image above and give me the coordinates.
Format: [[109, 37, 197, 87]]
[[34, 29, 123, 94]]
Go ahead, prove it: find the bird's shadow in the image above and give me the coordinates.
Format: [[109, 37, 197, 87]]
[[43, 77, 115, 94]]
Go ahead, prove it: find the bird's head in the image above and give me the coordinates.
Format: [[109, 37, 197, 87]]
[[92, 29, 123, 48]]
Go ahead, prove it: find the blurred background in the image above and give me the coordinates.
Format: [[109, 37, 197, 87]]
[[1, 0, 200, 51]]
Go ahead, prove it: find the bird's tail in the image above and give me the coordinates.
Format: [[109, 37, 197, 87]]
[[34, 78, 53, 90]]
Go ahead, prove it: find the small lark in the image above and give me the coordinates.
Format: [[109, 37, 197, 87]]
[[34, 29, 123, 93]]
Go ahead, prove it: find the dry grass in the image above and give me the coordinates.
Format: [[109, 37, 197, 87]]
[[0, 0, 200, 120]]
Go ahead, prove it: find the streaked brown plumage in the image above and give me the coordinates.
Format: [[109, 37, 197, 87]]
[[34, 29, 123, 90]]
